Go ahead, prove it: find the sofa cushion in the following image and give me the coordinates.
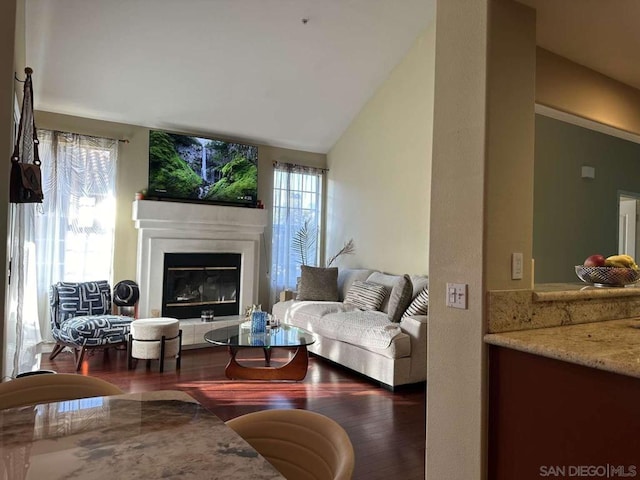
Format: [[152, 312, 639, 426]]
[[272, 300, 356, 325], [296, 266, 339, 301], [315, 310, 404, 350], [388, 274, 413, 323], [403, 286, 429, 318], [344, 280, 388, 311], [53, 315, 133, 347], [337, 268, 378, 301], [272, 301, 412, 359]]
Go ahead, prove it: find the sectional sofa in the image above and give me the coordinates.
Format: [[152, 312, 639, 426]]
[[271, 268, 428, 389]]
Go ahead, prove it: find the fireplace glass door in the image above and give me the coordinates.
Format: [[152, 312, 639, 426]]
[[162, 253, 241, 319]]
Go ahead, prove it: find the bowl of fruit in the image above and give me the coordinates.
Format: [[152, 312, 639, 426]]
[[575, 254, 640, 287]]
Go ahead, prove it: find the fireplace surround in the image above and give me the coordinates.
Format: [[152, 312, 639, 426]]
[[133, 200, 268, 322]]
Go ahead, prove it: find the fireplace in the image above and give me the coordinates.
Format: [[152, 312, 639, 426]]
[[162, 253, 241, 319], [133, 200, 268, 320]]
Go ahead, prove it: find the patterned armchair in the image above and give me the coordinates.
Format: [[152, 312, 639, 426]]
[[49, 280, 134, 371]]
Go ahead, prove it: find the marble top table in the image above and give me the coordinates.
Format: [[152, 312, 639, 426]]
[[0, 390, 284, 479]]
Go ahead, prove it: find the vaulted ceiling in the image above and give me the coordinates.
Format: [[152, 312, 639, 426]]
[[26, 0, 435, 153], [25, 1, 638, 154]]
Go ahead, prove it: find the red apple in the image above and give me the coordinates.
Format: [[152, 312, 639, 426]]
[[584, 254, 606, 267]]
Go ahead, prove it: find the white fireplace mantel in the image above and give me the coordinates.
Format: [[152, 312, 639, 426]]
[[132, 200, 268, 319]]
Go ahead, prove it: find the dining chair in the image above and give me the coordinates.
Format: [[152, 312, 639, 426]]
[[226, 408, 355, 480], [0, 373, 124, 410]]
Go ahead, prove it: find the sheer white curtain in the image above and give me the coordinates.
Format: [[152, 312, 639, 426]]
[[6, 206, 41, 379], [270, 162, 324, 304], [35, 130, 118, 341]]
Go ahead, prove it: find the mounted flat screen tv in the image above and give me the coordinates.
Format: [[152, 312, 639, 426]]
[[148, 129, 258, 207]]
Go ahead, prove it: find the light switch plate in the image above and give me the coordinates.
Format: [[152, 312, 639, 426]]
[[446, 283, 468, 309], [512, 252, 523, 280]]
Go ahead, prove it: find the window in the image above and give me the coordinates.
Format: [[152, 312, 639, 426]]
[[35, 130, 118, 339], [270, 163, 324, 303]]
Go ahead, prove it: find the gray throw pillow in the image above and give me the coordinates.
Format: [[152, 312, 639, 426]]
[[296, 266, 339, 301], [387, 274, 413, 323]]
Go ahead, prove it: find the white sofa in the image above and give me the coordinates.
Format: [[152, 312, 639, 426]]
[[271, 268, 428, 389]]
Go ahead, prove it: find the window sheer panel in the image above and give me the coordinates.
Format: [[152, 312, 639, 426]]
[[35, 131, 118, 341], [270, 165, 323, 305]]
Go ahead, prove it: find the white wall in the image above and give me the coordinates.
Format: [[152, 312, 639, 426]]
[[325, 24, 435, 275]]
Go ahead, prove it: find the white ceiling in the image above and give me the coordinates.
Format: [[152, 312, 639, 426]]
[[25, 0, 435, 153], [25, 1, 640, 154]]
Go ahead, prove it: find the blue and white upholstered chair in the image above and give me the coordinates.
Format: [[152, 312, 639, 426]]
[[49, 280, 135, 371]]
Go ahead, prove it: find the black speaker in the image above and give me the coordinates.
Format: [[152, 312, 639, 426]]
[[113, 280, 140, 307]]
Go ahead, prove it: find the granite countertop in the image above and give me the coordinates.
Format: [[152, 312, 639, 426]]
[[0, 390, 284, 480], [485, 318, 640, 379]]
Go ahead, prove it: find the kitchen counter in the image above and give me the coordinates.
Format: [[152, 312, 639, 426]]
[[532, 282, 640, 301], [485, 317, 640, 379]]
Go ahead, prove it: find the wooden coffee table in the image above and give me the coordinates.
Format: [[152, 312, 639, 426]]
[[204, 323, 315, 381]]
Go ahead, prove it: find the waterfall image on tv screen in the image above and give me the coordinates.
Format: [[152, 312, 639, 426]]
[[148, 130, 258, 206]]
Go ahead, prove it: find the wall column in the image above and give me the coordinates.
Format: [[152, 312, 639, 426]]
[[427, 0, 535, 478]]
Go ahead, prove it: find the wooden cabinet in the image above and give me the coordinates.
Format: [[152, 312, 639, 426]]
[[489, 346, 640, 480]]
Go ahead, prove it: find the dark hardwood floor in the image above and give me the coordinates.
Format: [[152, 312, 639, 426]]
[[39, 345, 426, 480]]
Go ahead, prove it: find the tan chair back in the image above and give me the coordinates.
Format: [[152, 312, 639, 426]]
[[226, 408, 355, 480], [0, 373, 123, 410]]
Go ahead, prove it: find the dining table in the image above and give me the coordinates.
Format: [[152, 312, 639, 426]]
[[0, 390, 285, 479]]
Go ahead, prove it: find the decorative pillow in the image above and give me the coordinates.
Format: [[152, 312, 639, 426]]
[[337, 268, 377, 301], [365, 272, 403, 313], [409, 275, 428, 299], [296, 266, 339, 301], [387, 274, 413, 323], [403, 286, 429, 318], [344, 280, 388, 311]]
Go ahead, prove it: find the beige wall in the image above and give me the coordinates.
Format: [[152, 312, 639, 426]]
[[537, 48, 640, 137], [427, 1, 536, 479], [33, 111, 326, 309], [1, 0, 19, 378], [325, 23, 435, 275]]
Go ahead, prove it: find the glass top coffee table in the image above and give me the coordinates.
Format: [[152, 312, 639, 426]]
[[204, 323, 315, 381]]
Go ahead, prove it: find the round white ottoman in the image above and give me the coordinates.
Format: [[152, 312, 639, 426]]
[[127, 317, 182, 372]]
